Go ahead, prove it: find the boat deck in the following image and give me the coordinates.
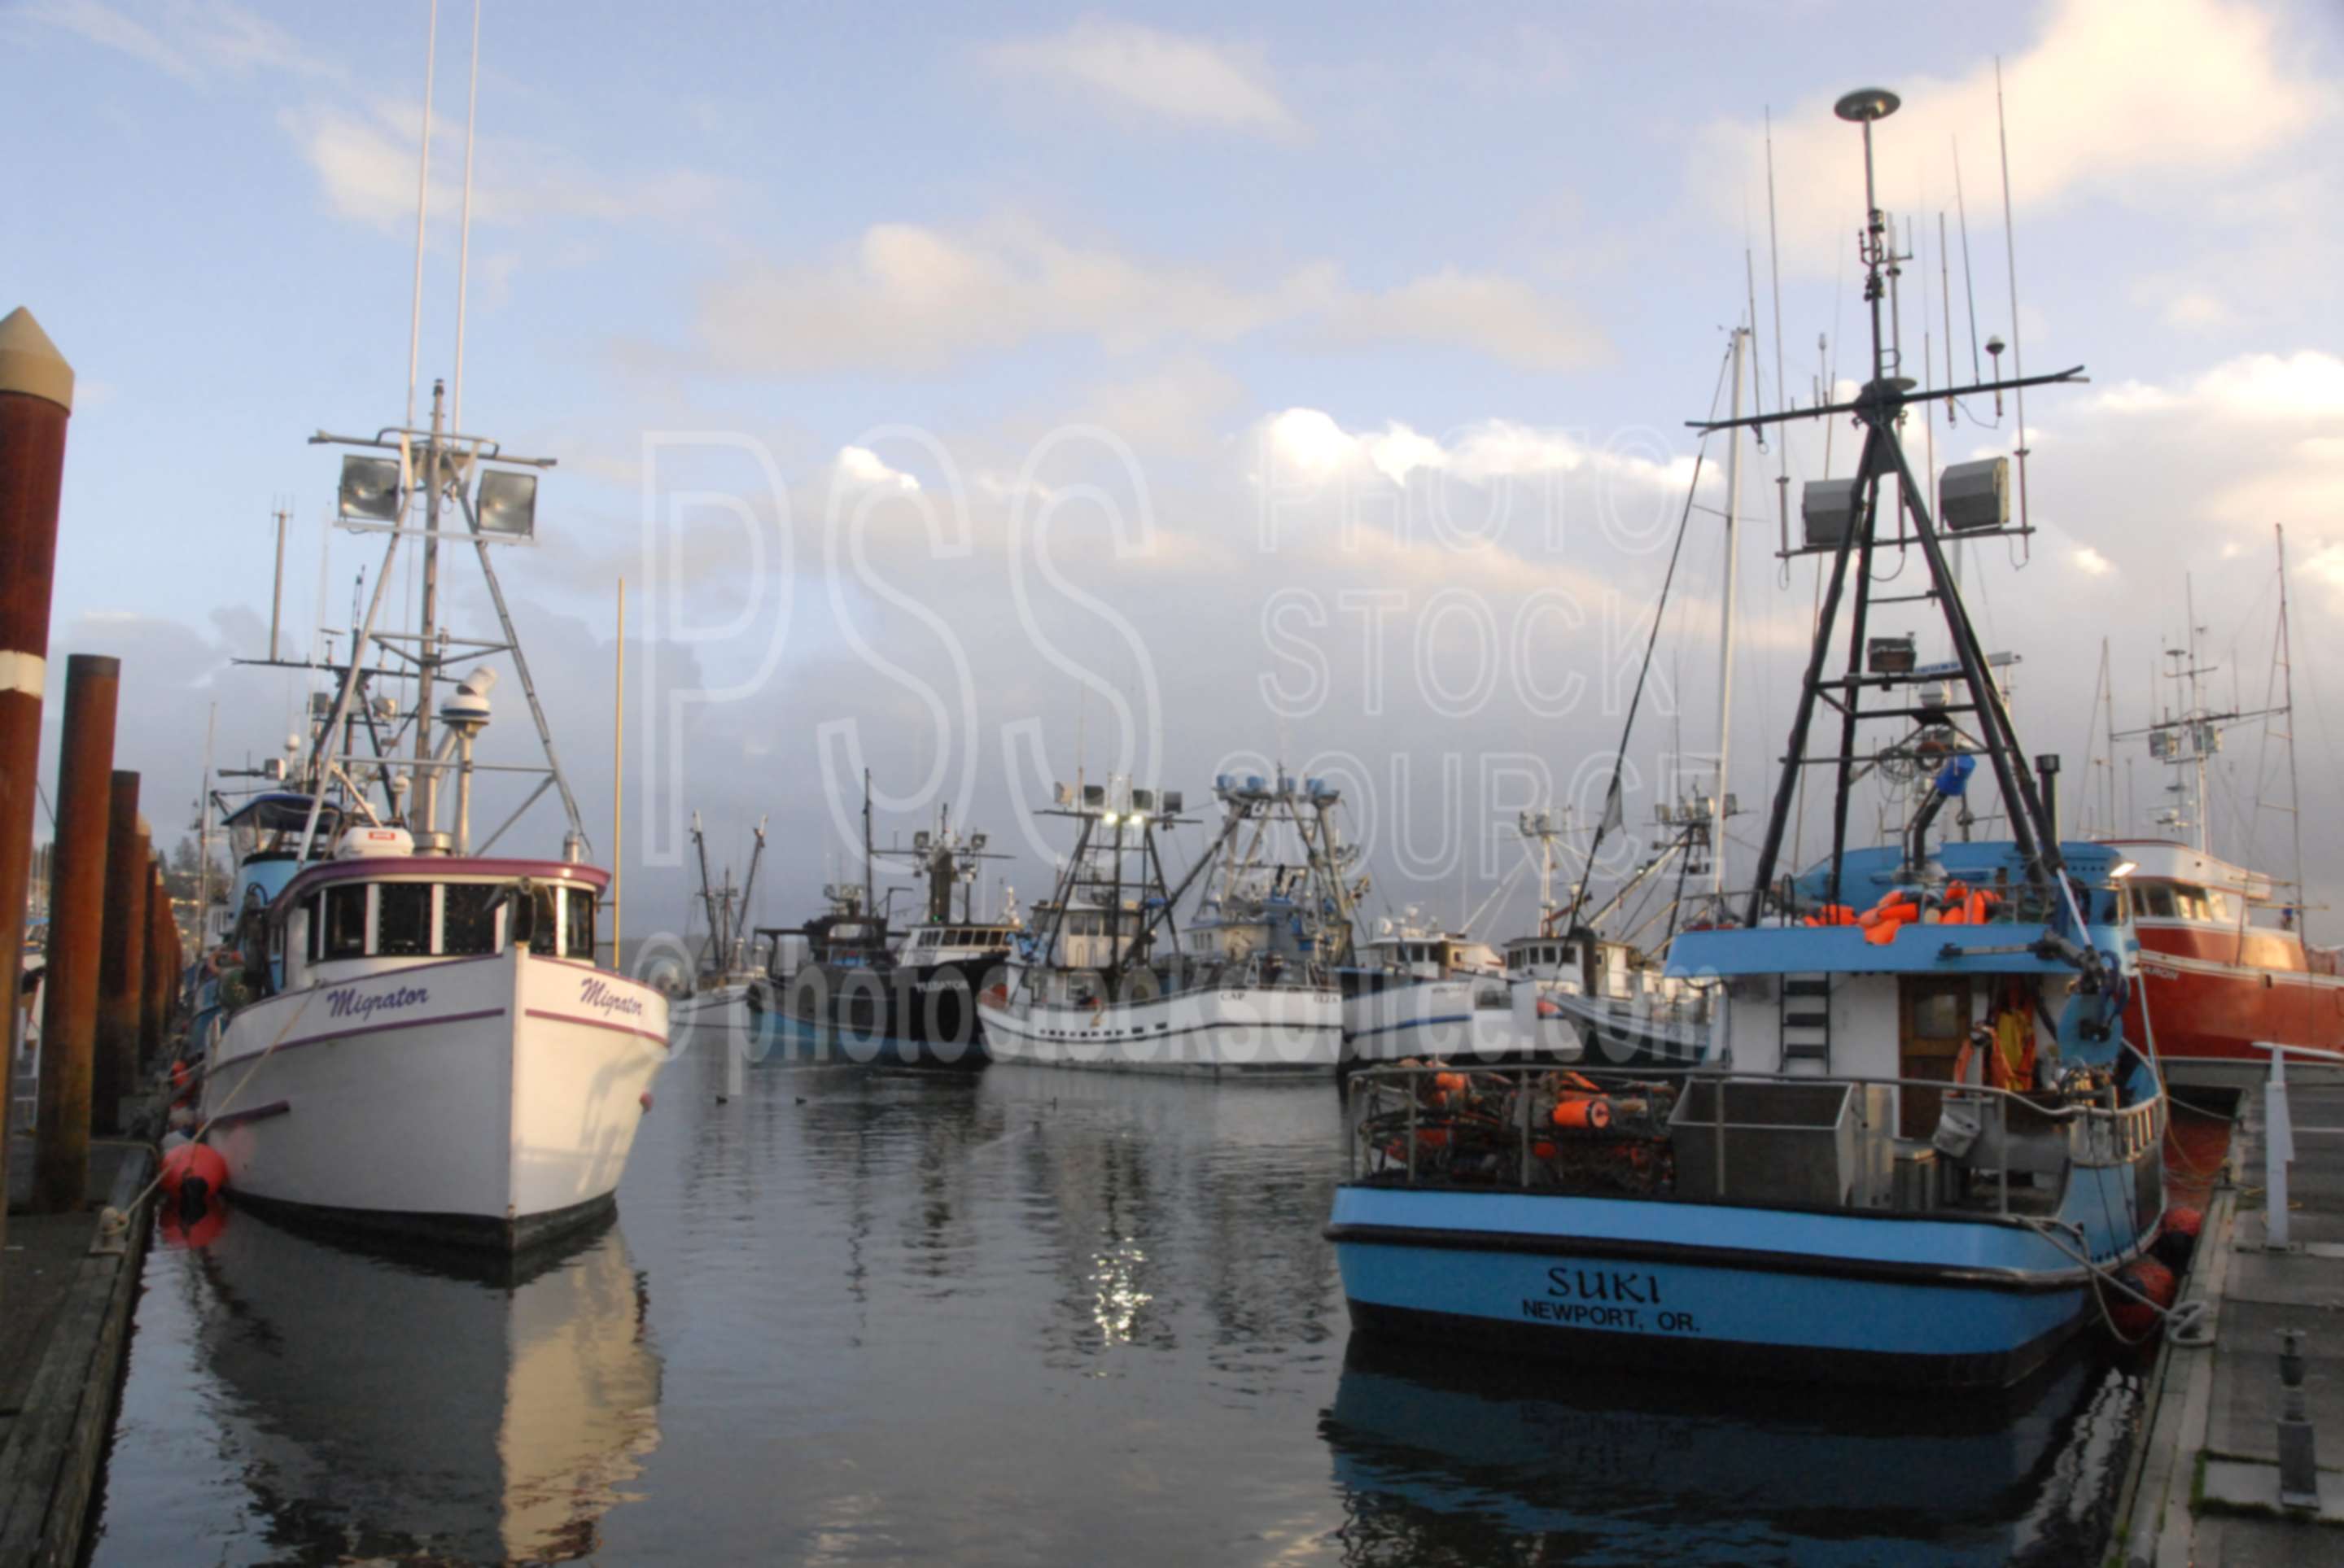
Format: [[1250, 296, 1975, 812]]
[[2120, 1072, 2344, 1560]]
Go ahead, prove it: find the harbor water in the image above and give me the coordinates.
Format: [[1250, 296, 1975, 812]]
[[91, 1029, 2147, 1566]]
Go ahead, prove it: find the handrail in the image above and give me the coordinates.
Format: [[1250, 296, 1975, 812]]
[[1347, 1059, 2161, 1213], [1345, 1059, 2159, 1126]]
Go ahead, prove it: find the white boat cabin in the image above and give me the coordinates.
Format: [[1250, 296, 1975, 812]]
[[1355, 931, 1502, 984], [261, 832, 605, 993], [895, 921, 1021, 966]]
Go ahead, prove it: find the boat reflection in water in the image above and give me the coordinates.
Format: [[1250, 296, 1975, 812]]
[[186, 1206, 661, 1563], [1321, 1337, 2140, 1566]]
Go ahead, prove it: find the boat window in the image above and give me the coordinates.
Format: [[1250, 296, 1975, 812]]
[[443, 883, 503, 955], [564, 886, 596, 960], [2174, 884, 2212, 921], [2202, 889, 2231, 924], [377, 883, 431, 957], [2138, 884, 2177, 919], [322, 884, 369, 959], [1912, 987, 1967, 1038]]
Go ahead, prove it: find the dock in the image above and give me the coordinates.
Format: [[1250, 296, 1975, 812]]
[[2118, 1073, 2344, 1564], [0, 1135, 158, 1568]]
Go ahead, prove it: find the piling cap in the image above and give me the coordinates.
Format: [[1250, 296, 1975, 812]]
[[0, 308, 73, 412]]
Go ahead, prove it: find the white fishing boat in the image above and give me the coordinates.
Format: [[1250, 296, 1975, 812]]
[[980, 774, 1345, 1076], [189, 382, 668, 1250], [1339, 915, 1519, 1065]]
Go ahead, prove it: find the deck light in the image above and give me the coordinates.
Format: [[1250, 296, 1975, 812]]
[[338, 455, 405, 523], [475, 468, 539, 539], [2110, 859, 2138, 880]]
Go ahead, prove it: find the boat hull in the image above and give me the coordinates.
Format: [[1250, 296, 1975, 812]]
[[982, 985, 1342, 1077], [2129, 933, 2344, 1089], [750, 954, 999, 1067], [1341, 979, 1537, 1065], [201, 949, 668, 1251], [1327, 1185, 2132, 1388], [1509, 982, 1711, 1068]]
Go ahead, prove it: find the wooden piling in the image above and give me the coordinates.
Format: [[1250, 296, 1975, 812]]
[[34, 654, 115, 1213], [0, 307, 74, 1266], [93, 774, 142, 1133], [140, 860, 169, 1061]]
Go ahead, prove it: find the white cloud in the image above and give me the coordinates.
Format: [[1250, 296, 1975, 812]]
[[696, 221, 1603, 374], [282, 102, 737, 234], [2094, 351, 2344, 421], [22, 0, 334, 84], [2071, 547, 2114, 575], [984, 18, 1300, 138], [833, 447, 921, 492], [1698, 0, 2337, 273]]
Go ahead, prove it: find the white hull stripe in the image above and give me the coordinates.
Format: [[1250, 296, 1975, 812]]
[[2140, 950, 2344, 991], [0, 649, 44, 699]]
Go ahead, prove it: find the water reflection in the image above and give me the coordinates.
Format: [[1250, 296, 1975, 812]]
[[1322, 1336, 2138, 1566], [101, 1208, 659, 1565], [97, 1052, 2145, 1564]]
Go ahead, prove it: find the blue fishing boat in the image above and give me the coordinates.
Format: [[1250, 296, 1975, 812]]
[[1327, 85, 2166, 1388]]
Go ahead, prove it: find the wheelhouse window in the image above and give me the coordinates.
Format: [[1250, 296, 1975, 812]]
[[377, 883, 432, 957], [563, 886, 596, 959], [443, 883, 503, 955], [2139, 884, 2177, 919], [322, 884, 369, 959]]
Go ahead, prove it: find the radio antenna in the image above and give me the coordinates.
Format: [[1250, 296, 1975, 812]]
[[1765, 108, 1791, 552], [1953, 137, 1983, 389], [404, 0, 440, 430], [1994, 57, 2031, 531], [1939, 212, 1955, 425], [451, 0, 483, 427]]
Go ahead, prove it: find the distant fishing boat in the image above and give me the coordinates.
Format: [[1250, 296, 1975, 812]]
[[670, 812, 767, 1037], [1328, 87, 2167, 1387], [1339, 914, 1519, 1066], [1502, 806, 1719, 1068], [749, 785, 1017, 1065], [188, 383, 668, 1250], [2091, 542, 2341, 1087], [980, 773, 1346, 1076]]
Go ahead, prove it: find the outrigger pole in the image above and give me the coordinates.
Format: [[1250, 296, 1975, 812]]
[[1706, 90, 2088, 943]]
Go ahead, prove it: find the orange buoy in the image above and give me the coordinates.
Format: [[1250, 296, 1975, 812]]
[[2107, 1257, 2178, 1341], [1552, 1097, 1613, 1131], [160, 1140, 228, 1200]]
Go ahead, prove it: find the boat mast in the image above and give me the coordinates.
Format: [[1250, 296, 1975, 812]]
[[1731, 88, 2085, 928], [1712, 324, 1747, 903], [2276, 525, 2305, 938], [738, 815, 767, 963], [861, 767, 875, 918]]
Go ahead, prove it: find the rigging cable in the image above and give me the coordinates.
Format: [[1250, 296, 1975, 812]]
[[1563, 342, 1730, 924]]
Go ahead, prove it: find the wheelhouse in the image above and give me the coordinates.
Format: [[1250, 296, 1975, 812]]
[[897, 923, 1020, 963], [272, 856, 606, 993]]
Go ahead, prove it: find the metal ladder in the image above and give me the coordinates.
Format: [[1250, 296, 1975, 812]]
[[1780, 976, 1832, 1070]]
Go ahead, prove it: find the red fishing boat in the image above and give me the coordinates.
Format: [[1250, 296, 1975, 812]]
[[2110, 840, 2342, 1089]]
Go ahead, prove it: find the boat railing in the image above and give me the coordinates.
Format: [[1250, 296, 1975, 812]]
[[1345, 1059, 2163, 1220]]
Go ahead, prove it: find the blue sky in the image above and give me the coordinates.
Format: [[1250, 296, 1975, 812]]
[[8, 0, 2344, 937]]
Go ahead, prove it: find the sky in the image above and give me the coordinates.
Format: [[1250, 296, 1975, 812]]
[[7, 0, 2344, 952]]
